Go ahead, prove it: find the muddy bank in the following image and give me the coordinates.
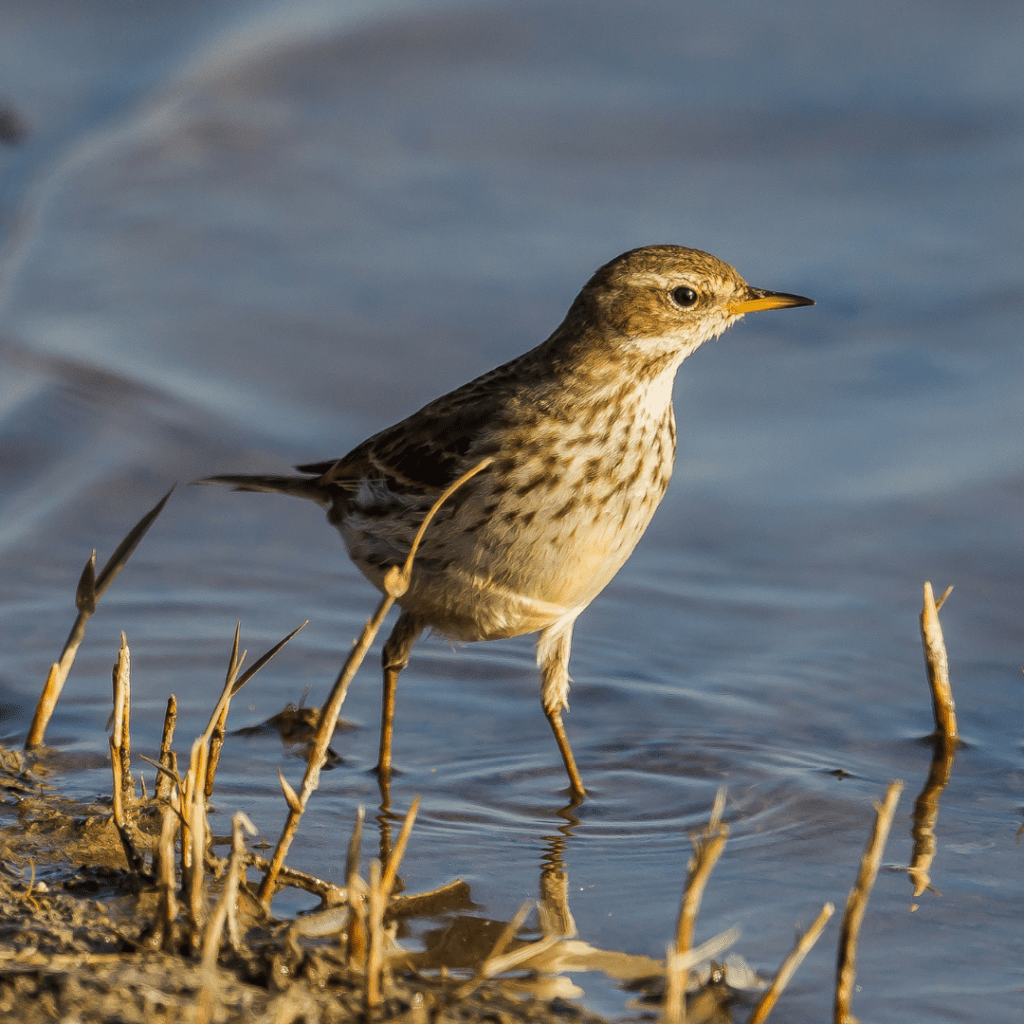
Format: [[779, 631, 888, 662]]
[[0, 743, 633, 1024]]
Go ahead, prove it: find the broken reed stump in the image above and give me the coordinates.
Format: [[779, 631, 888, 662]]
[[155, 695, 178, 802], [919, 582, 957, 743], [908, 581, 959, 900], [834, 780, 903, 1024]]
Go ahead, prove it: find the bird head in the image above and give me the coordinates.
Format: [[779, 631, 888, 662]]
[[561, 245, 814, 370]]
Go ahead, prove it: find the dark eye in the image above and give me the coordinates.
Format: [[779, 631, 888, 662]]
[[671, 286, 698, 307]]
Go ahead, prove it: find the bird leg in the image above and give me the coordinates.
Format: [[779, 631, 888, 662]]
[[547, 708, 586, 800], [537, 619, 586, 798], [378, 611, 423, 777]]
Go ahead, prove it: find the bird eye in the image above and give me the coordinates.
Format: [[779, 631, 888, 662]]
[[671, 286, 698, 308]]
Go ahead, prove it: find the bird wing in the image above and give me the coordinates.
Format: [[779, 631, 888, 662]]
[[297, 404, 493, 495], [296, 361, 529, 495]]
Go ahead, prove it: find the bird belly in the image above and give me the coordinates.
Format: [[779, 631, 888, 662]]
[[334, 405, 673, 642], [349, 486, 660, 642]]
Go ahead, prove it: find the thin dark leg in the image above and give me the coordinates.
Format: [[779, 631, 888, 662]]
[[377, 611, 423, 776]]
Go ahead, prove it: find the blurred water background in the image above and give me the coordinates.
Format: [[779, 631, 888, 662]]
[[1, 1, 1022, 1019]]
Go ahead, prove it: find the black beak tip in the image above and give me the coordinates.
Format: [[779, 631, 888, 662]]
[[780, 291, 816, 308]]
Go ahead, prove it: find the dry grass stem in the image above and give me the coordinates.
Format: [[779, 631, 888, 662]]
[[345, 806, 369, 966], [454, 899, 535, 1000], [909, 582, 959, 899], [747, 902, 834, 1024], [380, 796, 420, 897], [140, 751, 183, 802], [25, 486, 175, 749], [483, 899, 534, 971], [199, 621, 245, 801], [346, 804, 365, 885], [667, 786, 733, 1019], [257, 458, 492, 910], [348, 874, 369, 969], [277, 768, 301, 812], [156, 694, 178, 801], [675, 791, 729, 951], [660, 926, 741, 1024], [366, 858, 386, 1010], [835, 780, 904, 1024], [231, 620, 310, 693], [205, 703, 231, 799], [202, 812, 257, 968], [661, 945, 685, 1024], [256, 590, 394, 906], [154, 803, 180, 952], [178, 769, 193, 877], [108, 633, 145, 872], [477, 934, 562, 978], [920, 581, 957, 742], [187, 737, 211, 945], [111, 631, 133, 800], [203, 621, 307, 797], [244, 854, 347, 905]]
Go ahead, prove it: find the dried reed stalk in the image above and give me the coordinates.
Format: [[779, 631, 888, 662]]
[[257, 458, 492, 910], [668, 787, 728, 1020], [365, 858, 386, 1010], [348, 874, 369, 970], [334, 797, 421, 1007], [108, 634, 145, 872], [835, 780, 903, 1024], [346, 807, 368, 964], [907, 582, 958, 900], [658, 925, 742, 1024], [205, 703, 231, 799], [243, 854, 347, 905], [153, 803, 180, 952], [379, 796, 420, 897], [920, 582, 957, 742], [203, 621, 307, 797], [186, 736, 211, 945], [173, 618, 308, 948], [200, 621, 246, 797], [25, 486, 174, 749], [155, 695, 178, 801], [454, 899, 534, 1000], [474, 931, 563, 978], [202, 811, 257, 967], [111, 631, 133, 800], [346, 805, 365, 886], [661, 946, 686, 1024], [747, 902, 834, 1024]]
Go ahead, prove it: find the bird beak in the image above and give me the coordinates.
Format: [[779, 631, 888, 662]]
[[726, 288, 815, 315]]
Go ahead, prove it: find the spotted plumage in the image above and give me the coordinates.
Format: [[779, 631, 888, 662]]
[[201, 245, 813, 797]]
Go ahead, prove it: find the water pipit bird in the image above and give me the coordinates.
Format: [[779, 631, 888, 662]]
[[202, 246, 813, 797]]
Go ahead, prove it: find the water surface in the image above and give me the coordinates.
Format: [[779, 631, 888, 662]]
[[1, 1, 1022, 1019]]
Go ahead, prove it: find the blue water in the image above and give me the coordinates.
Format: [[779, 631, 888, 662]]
[[1, 1, 1022, 1020]]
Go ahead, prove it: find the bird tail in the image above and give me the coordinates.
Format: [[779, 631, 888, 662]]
[[195, 473, 329, 507]]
